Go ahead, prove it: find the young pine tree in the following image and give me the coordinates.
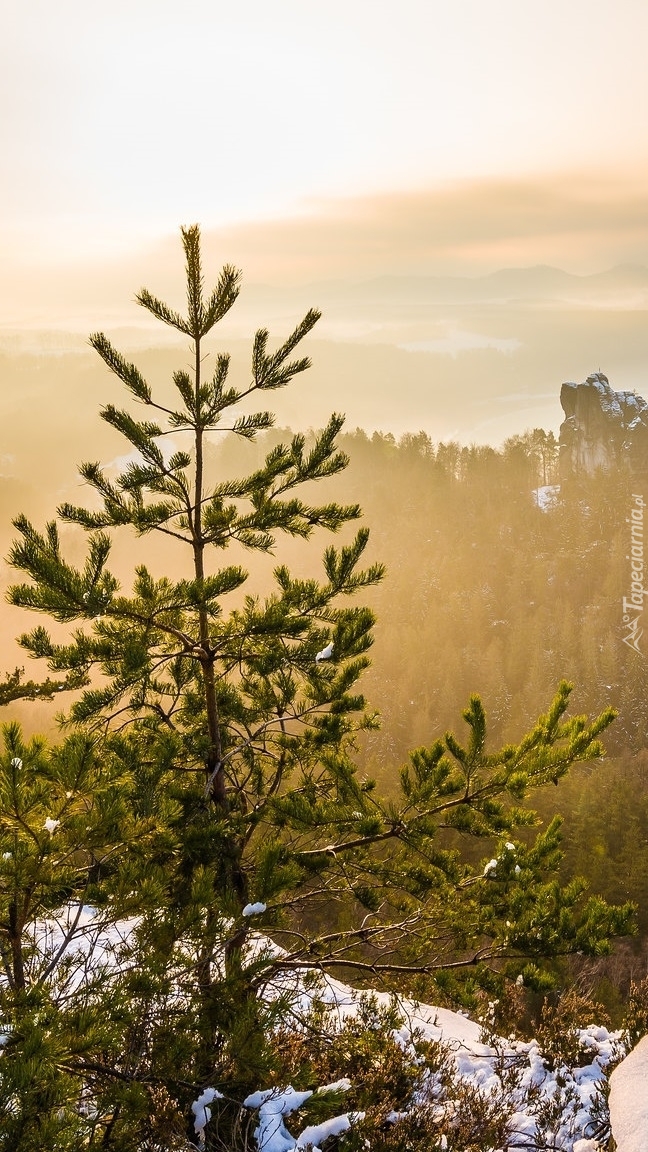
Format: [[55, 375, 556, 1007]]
[[3, 227, 633, 1147]]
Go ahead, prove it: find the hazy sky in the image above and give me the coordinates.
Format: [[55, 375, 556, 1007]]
[[3, 0, 648, 453], [3, 0, 648, 267]]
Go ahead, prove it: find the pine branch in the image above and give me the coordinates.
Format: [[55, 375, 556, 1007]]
[[200, 264, 242, 335], [0, 668, 69, 706], [89, 334, 152, 402], [135, 289, 190, 335], [253, 309, 321, 390]]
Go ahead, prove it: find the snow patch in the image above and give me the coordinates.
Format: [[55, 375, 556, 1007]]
[[243, 902, 268, 917], [533, 484, 560, 511], [243, 1086, 363, 1152], [316, 1078, 352, 1094], [192, 1087, 223, 1142], [295, 1112, 364, 1151]]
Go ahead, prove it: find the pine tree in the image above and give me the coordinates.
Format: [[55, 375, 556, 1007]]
[[2, 227, 633, 1147]]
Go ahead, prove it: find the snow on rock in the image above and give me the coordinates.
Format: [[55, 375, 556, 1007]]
[[29, 906, 140, 995], [300, 971, 483, 1048], [609, 1034, 648, 1152], [243, 902, 268, 917], [560, 372, 648, 478], [289, 974, 622, 1152], [408, 1019, 620, 1151]]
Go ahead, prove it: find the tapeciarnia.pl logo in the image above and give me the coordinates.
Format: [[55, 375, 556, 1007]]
[[622, 493, 646, 654]]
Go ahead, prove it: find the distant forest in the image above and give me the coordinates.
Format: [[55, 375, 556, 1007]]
[[213, 425, 648, 946]]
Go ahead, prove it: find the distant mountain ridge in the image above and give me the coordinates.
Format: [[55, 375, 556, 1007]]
[[3, 261, 648, 336], [244, 263, 648, 308]]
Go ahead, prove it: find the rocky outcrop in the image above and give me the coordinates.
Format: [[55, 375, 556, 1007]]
[[609, 1035, 648, 1152], [559, 372, 648, 478]]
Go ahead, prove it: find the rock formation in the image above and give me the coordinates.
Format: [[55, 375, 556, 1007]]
[[559, 372, 648, 478], [609, 1035, 648, 1152]]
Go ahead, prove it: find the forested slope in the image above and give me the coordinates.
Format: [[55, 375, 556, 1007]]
[[213, 426, 648, 942]]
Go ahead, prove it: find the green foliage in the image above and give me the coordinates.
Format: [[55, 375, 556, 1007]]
[[0, 722, 160, 1149], [0, 667, 72, 706]]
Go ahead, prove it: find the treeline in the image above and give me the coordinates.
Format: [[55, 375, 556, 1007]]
[[212, 423, 645, 752], [244, 425, 642, 759]]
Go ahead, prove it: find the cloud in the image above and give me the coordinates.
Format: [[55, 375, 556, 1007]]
[[194, 172, 648, 281], [4, 171, 648, 331]]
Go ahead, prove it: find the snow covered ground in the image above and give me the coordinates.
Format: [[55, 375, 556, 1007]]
[[195, 967, 627, 1152], [1, 907, 639, 1151]]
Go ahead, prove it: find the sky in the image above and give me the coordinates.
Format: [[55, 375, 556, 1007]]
[[3, 0, 648, 266], [3, 0, 648, 451]]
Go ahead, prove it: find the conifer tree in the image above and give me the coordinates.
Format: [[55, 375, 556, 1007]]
[[2, 227, 633, 1146]]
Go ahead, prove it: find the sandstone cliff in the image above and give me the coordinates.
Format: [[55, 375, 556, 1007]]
[[559, 372, 648, 477]]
